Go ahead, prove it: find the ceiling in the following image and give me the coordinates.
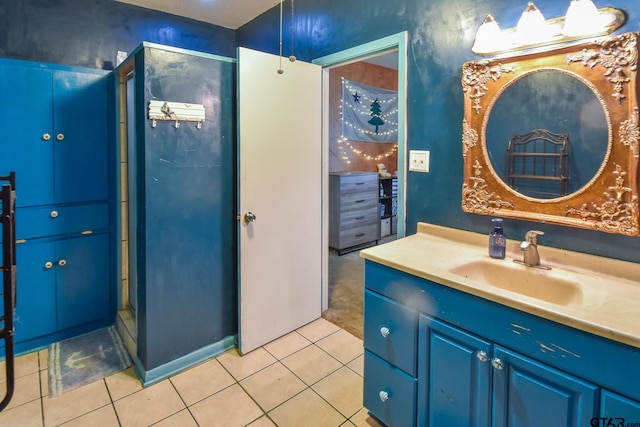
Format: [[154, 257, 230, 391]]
[[116, 0, 280, 29], [116, 0, 398, 69]]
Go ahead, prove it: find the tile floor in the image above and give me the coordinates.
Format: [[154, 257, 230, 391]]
[[0, 318, 383, 427]]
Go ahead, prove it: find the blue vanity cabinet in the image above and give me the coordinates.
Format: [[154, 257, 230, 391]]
[[491, 345, 597, 426], [364, 289, 418, 427], [418, 315, 492, 426], [363, 259, 639, 427], [600, 390, 640, 424]]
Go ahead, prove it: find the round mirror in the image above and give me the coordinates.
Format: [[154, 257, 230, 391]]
[[485, 69, 609, 200]]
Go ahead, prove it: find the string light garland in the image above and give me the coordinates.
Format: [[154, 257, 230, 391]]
[[337, 137, 398, 164]]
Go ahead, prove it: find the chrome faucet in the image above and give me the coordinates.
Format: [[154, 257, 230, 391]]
[[515, 230, 550, 269]]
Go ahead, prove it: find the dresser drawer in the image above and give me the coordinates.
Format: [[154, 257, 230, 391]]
[[17, 203, 108, 240], [339, 191, 379, 212], [364, 350, 417, 427], [364, 289, 418, 376], [338, 223, 378, 248], [339, 173, 378, 193], [338, 207, 379, 229]]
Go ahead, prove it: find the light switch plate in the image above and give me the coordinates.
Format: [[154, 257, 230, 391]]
[[409, 150, 430, 172]]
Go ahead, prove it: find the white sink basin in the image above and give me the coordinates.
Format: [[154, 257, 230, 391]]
[[446, 258, 592, 306]]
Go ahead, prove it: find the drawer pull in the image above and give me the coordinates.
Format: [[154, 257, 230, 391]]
[[355, 182, 365, 185], [380, 327, 391, 338], [58, 259, 67, 267], [355, 199, 366, 203], [57, 133, 65, 141], [379, 390, 390, 402], [355, 216, 365, 220], [42, 133, 51, 141], [44, 261, 53, 270], [476, 350, 488, 363], [50, 210, 59, 218], [491, 357, 505, 370], [355, 233, 365, 238]]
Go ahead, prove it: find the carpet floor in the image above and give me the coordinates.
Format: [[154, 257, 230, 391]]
[[322, 236, 395, 339]]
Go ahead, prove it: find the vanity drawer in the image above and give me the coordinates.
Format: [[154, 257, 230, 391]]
[[17, 203, 108, 240], [339, 173, 378, 194], [364, 289, 418, 376], [364, 350, 417, 427]]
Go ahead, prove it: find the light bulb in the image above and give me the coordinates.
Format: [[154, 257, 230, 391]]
[[472, 14, 505, 53], [563, 0, 601, 36], [516, 2, 551, 45]]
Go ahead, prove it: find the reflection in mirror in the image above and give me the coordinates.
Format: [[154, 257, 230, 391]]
[[486, 70, 608, 199]]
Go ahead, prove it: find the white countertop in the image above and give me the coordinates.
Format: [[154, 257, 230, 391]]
[[361, 223, 640, 349]]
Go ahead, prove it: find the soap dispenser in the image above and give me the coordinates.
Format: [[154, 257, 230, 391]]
[[489, 218, 506, 259]]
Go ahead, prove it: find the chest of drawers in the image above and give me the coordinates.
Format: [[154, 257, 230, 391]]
[[329, 172, 379, 254]]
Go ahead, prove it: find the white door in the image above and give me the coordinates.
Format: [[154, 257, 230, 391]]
[[238, 47, 323, 354]]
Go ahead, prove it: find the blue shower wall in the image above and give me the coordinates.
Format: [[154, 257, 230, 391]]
[[238, 0, 640, 263], [0, 0, 236, 69], [134, 46, 236, 371]]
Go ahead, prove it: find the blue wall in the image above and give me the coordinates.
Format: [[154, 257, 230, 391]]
[[0, 0, 236, 68], [239, 0, 640, 263], [133, 46, 236, 374]]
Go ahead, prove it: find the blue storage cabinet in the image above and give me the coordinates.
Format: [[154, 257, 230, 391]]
[[363, 260, 640, 427], [0, 58, 112, 354]]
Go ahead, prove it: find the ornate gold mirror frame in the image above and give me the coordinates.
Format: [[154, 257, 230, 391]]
[[461, 32, 640, 236]]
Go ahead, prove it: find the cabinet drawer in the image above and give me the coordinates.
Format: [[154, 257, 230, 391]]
[[339, 173, 378, 193], [364, 289, 418, 376], [16, 203, 108, 239], [338, 208, 379, 229], [364, 350, 417, 427], [338, 223, 378, 248]]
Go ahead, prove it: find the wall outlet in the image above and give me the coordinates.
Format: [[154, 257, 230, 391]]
[[409, 150, 430, 172]]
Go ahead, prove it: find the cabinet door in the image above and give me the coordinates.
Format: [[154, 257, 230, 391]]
[[0, 63, 54, 207], [492, 345, 598, 427], [600, 390, 640, 425], [418, 315, 492, 427], [14, 241, 57, 342], [53, 70, 108, 204], [55, 233, 110, 330]]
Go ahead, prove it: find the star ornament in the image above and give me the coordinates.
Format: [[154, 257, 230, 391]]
[[353, 92, 360, 103]]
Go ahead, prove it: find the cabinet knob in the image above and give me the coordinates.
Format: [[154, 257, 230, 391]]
[[380, 326, 391, 338], [56, 133, 65, 141], [44, 261, 53, 269], [491, 357, 505, 370], [42, 133, 51, 141], [50, 210, 59, 218], [476, 350, 488, 363], [58, 259, 67, 267], [378, 390, 389, 402]]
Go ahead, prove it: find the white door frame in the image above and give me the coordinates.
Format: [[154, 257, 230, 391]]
[[313, 32, 409, 310]]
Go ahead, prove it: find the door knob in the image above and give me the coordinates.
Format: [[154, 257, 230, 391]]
[[243, 212, 257, 225]]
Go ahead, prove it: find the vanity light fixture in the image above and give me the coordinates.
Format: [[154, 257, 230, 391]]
[[472, 1, 626, 56]]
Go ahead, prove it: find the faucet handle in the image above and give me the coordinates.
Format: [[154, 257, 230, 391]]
[[524, 230, 544, 243]]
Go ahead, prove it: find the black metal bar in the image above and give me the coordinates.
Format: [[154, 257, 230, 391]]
[[0, 173, 16, 412]]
